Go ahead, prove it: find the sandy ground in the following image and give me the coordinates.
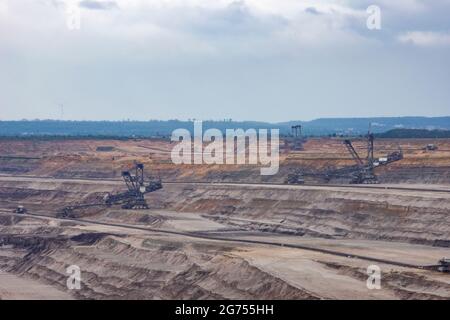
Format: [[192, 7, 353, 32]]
[[8, 210, 450, 295], [0, 138, 449, 299], [234, 248, 399, 300], [0, 270, 72, 300], [1, 175, 450, 193], [1, 209, 449, 299]]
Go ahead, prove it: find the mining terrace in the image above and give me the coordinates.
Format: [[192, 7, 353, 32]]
[[0, 137, 449, 299]]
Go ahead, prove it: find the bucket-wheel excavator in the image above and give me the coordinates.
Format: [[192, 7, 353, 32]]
[[60, 163, 162, 217], [342, 138, 378, 184], [286, 126, 403, 185]]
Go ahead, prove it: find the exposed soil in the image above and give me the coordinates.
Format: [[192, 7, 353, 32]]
[[0, 138, 449, 299]]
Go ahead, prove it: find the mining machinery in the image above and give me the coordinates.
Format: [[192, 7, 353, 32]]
[[14, 205, 27, 214], [425, 144, 438, 151], [422, 258, 450, 273], [288, 139, 378, 185], [286, 169, 305, 185], [284, 124, 304, 152], [337, 125, 404, 183], [437, 258, 450, 273], [342, 139, 378, 184], [286, 125, 403, 185], [60, 163, 162, 217], [105, 163, 162, 209], [291, 125, 302, 138], [286, 134, 378, 185], [385, 143, 404, 164]]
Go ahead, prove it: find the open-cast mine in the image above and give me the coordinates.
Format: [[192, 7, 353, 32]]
[[0, 137, 449, 299]]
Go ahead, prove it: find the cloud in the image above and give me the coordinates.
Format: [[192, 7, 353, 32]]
[[1, 0, 450, 121], [79, 1, 118, 10], [304, 7, 321, 15], [1, 0, 449, 59], [398, 31, 450, 46], [0, 1, 8, 14]]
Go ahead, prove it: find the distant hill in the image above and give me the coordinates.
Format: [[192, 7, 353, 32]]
[[280, 116, 450, 136], [0, 120, 276, 138], [376, 128, 450, 139], [0, 117, 449, 137]]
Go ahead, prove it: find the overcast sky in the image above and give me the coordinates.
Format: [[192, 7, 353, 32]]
[[0, 0, 449, 121]]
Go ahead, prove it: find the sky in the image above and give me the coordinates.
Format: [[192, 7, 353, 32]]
[[0, 0, 449, 122]]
